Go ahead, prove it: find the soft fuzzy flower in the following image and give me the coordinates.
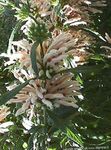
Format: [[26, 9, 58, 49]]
[[1, 39, 35, 82], [37, 33, 78, 70], [8, 72, 80, 115], [8, 80, 42, 115], [45, 73, 80, 108], [0, 107, 10, 122], [68, 0, 106, 24], [0, 107, 13, 134], [46, 32, 90, 68], [5, 32, 82, 113], [36, 32, 85, 74]]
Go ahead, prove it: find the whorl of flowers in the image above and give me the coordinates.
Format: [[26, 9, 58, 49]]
[[4, 32, 81, 115]]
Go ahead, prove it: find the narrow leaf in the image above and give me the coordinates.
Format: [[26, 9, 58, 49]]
[[27, 133, 35, 150], [82, 27, 106, 42], [7, 20, 22, 55], [57, 64, 104, 75], [0, 80, 30, 106], [66, 127, 83, 146], [30, 42, 39, 77]]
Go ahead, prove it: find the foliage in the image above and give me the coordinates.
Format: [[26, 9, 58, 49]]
[[0, 0, 111, 150]]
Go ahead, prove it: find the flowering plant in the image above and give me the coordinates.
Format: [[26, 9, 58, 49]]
[[0, 0, 110, 149]]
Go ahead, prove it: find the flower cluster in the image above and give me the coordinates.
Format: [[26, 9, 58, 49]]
[[8, 72, 80, 116], [1, 0, 107, 117], [4, 32, 82, 115], [68, 0, 106, 23], [61, 4, 86, 26]]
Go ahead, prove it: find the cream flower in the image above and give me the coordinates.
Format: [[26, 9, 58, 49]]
[[8, 72, 80, 115], [36, 32, 81, 75], [0, 107, 13, 134], [100, 33, 111, 58], [45, 73, 80, 108], [62, 5, 86, 26], [3, 32, 89, 82], [8, 80, 42, 116], [0, 107, 10, 122], [5, 32, 81, 113]]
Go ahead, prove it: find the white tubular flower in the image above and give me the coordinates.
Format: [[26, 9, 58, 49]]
[[100, 33, 111, 58], [22, 117, 33, 131], [83, 0, 91, 5], [4, 39, 35, 82], [61, 5, 86, 26], [12, 39, 32, 51], [44, 73, 80, 108], [48, 33, 72, 51], [21, 17, 35, 36], [0, 107, 10, 122], [105, 33, 111, 44], [34, 0, 51, 17], [37, 33, 79, 72], [0, 122, 14, 134], [8, 73, 80, 113], [8, 80, 44, 115], [5, 30, 82, 112], [0, 107, 13, 134]]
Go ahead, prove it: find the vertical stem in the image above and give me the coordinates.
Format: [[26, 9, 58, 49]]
[[42, 106, 47, 149], [40, 42, 44, 59]]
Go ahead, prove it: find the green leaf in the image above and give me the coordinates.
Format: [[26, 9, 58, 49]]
[[65, 127, 83, 147], [47, 148, 56, 150], [7, 20, 22, 55], [15, 4, 29, 20], [90, 54, 104, 61], [0, 79, 30, 106], [30, 42, 39, 77], [81, 27, 106, 42], [57, 64, 104, 75], [27, 133, 35, 150], [28, 21, 51, 42]]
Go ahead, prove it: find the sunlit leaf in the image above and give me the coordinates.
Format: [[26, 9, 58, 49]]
[[65, 127, 83, 147], [82, 27, 106, 42], [7, 20, 22, 55]]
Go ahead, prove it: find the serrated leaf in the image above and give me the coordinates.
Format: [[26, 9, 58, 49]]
[[30, 42, 39, 77], [0, 79, 30, 106]]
